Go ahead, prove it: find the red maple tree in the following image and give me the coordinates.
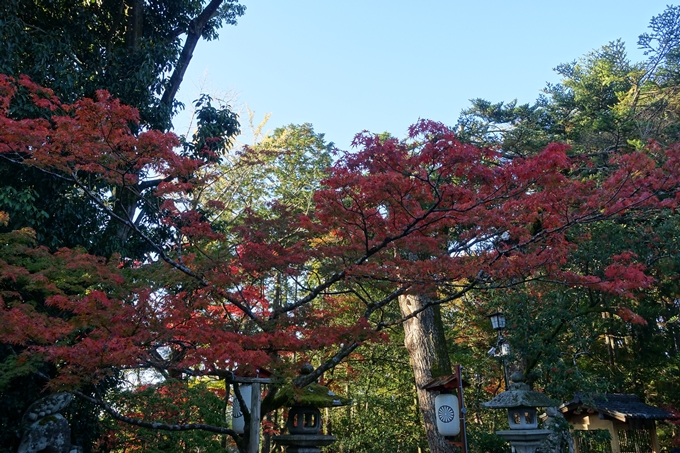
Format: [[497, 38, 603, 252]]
[[2, 75, 679, 448]]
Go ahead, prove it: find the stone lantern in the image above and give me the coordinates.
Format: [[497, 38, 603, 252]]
[[482, 372, 556, 453], [272, 366, 351, 453]]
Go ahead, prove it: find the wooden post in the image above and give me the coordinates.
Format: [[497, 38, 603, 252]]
[[231, 376, 271, 453], [248, 382, 261, 453], [605, 421, 621, 453], [650, 421, 660, 453], [456, 365, 468, 453]]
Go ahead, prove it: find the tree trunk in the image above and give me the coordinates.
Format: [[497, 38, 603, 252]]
[[399, 294, 454, 453], [160, 0, 225, 111], [125, 0, 144, 52]]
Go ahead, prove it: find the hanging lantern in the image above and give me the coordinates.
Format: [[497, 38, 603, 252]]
[[231, 384, 252, 434], [487, 311, 506, 331], [435, 393, 460, 436]]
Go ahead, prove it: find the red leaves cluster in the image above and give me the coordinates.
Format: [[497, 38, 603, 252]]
[[0, 74, 198, 191], [308, 120, 679, 298], [0, 232, 143, 386], [615, 307, 648, 326]]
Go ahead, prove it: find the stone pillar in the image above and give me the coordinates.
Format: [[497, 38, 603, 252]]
[[18, 393, 82, 453]]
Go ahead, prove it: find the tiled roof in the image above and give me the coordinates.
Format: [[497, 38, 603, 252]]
[[563, 393, 675, 421]]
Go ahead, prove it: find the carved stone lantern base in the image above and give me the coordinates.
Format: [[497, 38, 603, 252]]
[[494, 429, 553, 453], [272, 434, 337, 453]]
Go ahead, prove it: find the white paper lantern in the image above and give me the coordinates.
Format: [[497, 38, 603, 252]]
[[435, 393, 460, 436], [231, 384, 252, 434]]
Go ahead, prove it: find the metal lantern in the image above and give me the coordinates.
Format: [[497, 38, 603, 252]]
[[231, 383, 252, 434], [488, 311, 506, 331], [435, 393, 460, 436]]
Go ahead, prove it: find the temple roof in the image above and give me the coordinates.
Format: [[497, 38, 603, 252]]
[[561, 393, 676, 422]]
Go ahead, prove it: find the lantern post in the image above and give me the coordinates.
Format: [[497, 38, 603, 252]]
[[487, 311, 510, 388]]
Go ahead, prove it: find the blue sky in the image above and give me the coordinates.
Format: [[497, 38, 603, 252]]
[[174, 1, 674, 150]]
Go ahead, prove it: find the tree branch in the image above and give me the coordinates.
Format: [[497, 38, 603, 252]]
[[160, 0, 224, 111], [374, 282, 478, 329], [293, 342, 361, 389], [72, 390, 238, 436]]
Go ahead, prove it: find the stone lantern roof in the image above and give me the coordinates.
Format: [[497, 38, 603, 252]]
[[273, 382, 352, 408], [482, 372, 557, 409], [271, 364, 351, 409]]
